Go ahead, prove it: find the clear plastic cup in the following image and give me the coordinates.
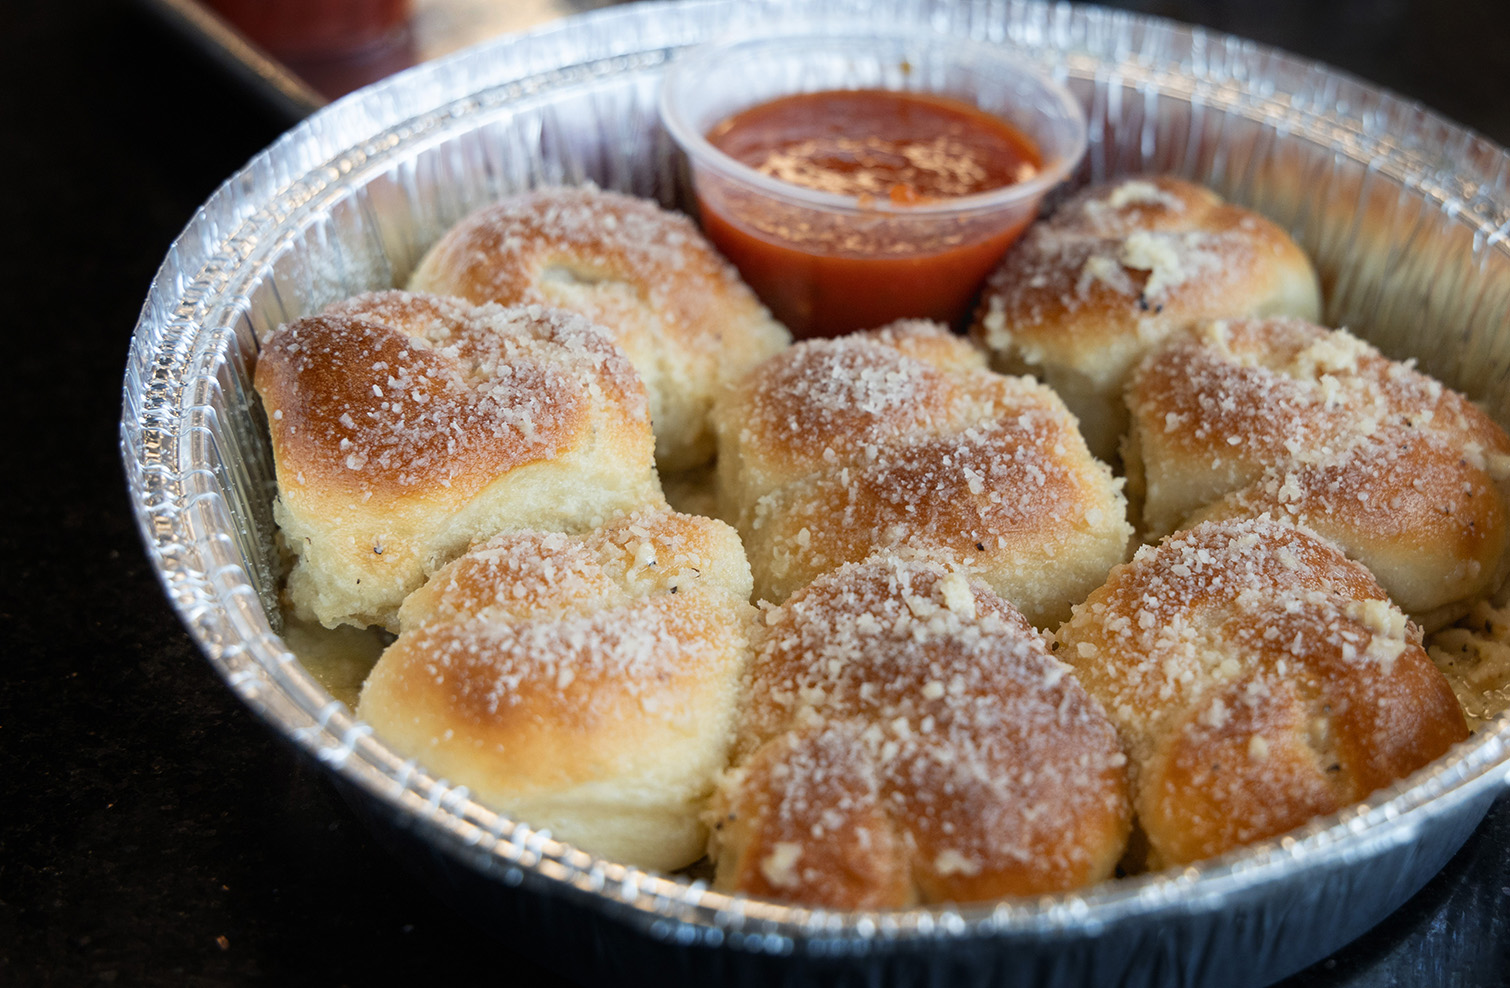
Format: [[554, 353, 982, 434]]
[[659, 29, 1088, 338]]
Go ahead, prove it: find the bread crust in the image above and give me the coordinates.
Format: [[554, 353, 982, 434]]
[[711, 555, 1131, 907], [1126, 317, 1510, 624], [408, 186, 789, 470], [713, 320, 1131, 624], [971, 176, 1321, 459], [357, 508, 757, 871], [255, 290, 662, 629], [1056, 518, 1468, 869]]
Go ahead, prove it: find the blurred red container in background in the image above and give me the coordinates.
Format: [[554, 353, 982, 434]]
[[206, 0, 411, 61]]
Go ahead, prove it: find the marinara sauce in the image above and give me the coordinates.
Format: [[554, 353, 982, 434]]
[[699, 89, 1042, 338]]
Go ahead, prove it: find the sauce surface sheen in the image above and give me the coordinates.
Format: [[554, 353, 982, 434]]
[[708, 89, 1041, 204]]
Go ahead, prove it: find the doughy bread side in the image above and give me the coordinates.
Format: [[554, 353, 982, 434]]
[[408, 186, 790, 470], [710, 555, 1131, 907], [255, 290, 663, 630], [357, 508, 757, 872], [1056, 518, 1468, 869], [971, 176, 1321, 460]]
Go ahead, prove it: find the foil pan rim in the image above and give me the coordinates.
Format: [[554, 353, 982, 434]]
[[122, 0, 1510, 947]]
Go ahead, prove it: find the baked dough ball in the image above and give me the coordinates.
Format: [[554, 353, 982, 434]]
[[255, 290, 662, 630], [710, 555, 1131, 907], [1126, 317, 1510, 625], [1056, 518, 1468, 870], [408, 186, 790, 470], [1189, 439, 1510, 628], [357, 508, 756, 872], [971, 176, 1321, 459], [712, 320, 1131, 625]]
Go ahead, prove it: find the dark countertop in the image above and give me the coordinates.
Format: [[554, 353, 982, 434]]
[[2, 1, 1506, 984]]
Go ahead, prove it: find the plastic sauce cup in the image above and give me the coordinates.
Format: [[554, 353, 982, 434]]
[[659, 30, 1087, 338]]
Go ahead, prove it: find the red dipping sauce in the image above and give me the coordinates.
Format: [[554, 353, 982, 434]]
[[697, 89, 1043, 338]]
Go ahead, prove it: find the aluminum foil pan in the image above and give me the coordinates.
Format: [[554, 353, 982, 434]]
[[121, 1, 1510, 985]]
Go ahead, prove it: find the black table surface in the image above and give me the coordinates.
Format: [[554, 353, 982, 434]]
[[4, 1, 1507, 984]]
